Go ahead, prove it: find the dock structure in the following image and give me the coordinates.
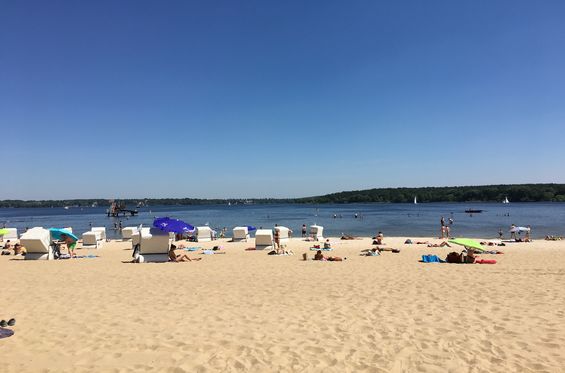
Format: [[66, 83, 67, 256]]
[[106, 200, 138, 217]]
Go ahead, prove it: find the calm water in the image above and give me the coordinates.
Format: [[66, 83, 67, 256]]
[[1, 203, 564, 239]]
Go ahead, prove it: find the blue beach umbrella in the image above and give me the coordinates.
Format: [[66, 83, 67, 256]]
[[49, 228, 78, 242], [247, 226, 257, 231], [153, 217, 195, 234]]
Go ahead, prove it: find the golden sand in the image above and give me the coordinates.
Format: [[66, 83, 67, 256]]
[[1, 236, 564, 372]]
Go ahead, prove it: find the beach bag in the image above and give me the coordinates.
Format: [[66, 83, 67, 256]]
[[446, 252, 462, 263]]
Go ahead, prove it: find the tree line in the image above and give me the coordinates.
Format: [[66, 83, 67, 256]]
[[295, 184, 565, 204], [1, 184, 564, 208]]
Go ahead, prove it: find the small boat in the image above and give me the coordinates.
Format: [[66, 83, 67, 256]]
[[465, 209, 483, 213], [414, 196, 417, 204], [502, 197, 509, 204]]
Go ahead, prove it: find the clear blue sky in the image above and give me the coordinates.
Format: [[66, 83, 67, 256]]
[[2, 1, 564, 199]]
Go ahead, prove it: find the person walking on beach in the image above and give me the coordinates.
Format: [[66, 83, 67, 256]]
[[440, 216, 446, 238], [301, 224, 307, 238]]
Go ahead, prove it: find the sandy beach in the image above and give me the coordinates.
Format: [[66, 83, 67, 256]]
[[1, 236, 564, 372]]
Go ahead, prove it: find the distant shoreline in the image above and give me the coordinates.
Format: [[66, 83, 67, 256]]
[[1, 183, 564, 208]]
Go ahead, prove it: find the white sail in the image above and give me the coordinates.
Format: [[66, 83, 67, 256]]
[[414, 196, 417, 204], [503, 197, 509, 204]]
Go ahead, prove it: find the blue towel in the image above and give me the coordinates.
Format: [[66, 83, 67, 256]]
[[309, 247, 333, 251], [183, 247, 200, 251], [422, 255, 443, 263]]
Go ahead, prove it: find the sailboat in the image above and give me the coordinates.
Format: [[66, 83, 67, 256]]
[[414, 196, 417, 204], [502, 196, 509, 204]]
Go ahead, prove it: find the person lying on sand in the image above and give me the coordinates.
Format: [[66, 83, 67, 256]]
[[545, 235, 563, 241], [313, 250, 344, 261], [481, 249, 504, 254], [480, 241, 506, 247], [427, 241, 451, 248], [362, 248, 380, 256], [340, 233, 358, 240], [378, 247, 401, 253], [168, 245, 202, 262]]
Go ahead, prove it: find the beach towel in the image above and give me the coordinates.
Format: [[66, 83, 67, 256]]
[[58, 254, 98, 259], [421, 254, 444, 263], [182, 247, 200, 251], [475, 259, 497, 264], [309, 247, 333, 251]]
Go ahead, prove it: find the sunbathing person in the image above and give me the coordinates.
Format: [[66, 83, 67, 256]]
[[313, 250, 343, 261], [481, 249, 504, 254], [464, 248, 477, 264], [168, 245, 202, 262], [323, 239, 332, 250], [372, 231, 384, 245], [340, 234, 357, 240], [364, 248, 380, 256], [427, 241, 451, 247], [378, 247, 401, 253], [1, 241, 12, 255]]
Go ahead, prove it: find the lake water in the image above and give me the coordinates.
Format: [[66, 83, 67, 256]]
[[1, 202, 564, 240]]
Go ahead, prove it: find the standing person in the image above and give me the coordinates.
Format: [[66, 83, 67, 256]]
[[498, 228, 504, 239], [273, 226, 280, 250], [510, 224, 517, 240], [301, 224, 307, 238], [525, 225, 531, 241], [440, 216, 446, 238]]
